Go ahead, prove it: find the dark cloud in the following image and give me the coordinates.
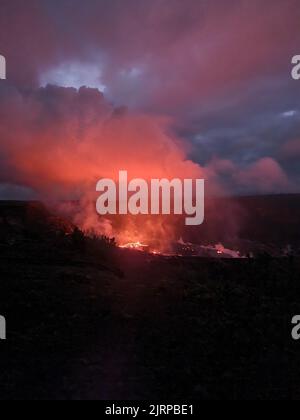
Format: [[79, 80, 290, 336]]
[[0, 0, 300, 195]]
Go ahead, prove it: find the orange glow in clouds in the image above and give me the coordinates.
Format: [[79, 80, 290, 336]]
[[0, 86, 210, 249]]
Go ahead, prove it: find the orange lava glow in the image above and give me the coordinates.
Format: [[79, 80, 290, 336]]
[[119, 241, 163, 255], [119, 241, 149, 250]]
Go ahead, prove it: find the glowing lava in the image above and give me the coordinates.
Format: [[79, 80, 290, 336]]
[[119, 241, 149, 251]]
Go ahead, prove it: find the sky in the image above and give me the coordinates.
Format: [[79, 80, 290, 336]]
[[0, 0, 300, 198]]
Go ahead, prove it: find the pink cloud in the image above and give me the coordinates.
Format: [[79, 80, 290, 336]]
[[1, 0, 300, 107], [0, 85, 207, 196], [281, 139, 300, 158], [236, 158, 290, 193]]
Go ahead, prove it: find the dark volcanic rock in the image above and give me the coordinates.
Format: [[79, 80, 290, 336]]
[[0, 199, 300, 400]]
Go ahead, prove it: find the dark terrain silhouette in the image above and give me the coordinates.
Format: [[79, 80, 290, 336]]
[[0, 198, 300, 400]]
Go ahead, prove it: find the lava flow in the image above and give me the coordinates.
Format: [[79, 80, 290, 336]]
[[119, 241, 150, 251], [117, 237, 244, 258]]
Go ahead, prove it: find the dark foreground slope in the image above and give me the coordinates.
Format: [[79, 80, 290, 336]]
[[0, 199, 300, 400], [187, 194, 300, 249]]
